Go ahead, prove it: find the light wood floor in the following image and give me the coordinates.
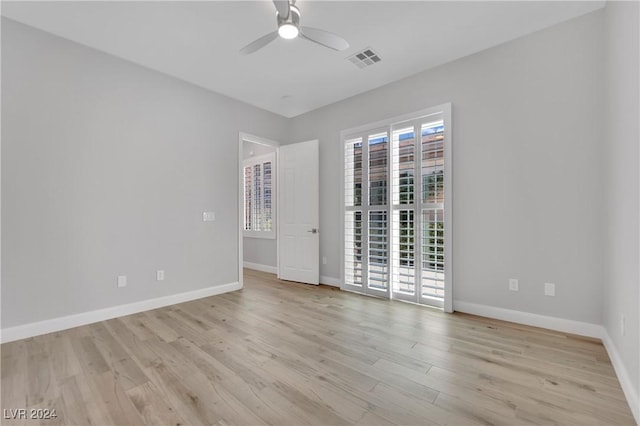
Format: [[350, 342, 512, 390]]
[[1, 269, 635, 425]]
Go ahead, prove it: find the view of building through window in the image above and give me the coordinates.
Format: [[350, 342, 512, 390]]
[[344, 115, 447, 308]]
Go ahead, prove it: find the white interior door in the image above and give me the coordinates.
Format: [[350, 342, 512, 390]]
[[278, 140, 319, 284]]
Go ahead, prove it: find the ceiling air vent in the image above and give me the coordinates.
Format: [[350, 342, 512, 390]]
[[347, 48, 382, 69]]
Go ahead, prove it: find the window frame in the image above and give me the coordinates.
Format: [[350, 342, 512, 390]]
[[243, 151, 277, 239], [340, 103, 453, 313]]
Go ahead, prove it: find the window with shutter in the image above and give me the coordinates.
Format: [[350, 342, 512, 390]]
[[342, 104, 451, 311], [345, 138, 363, 286], [243, 152, 276, 239]]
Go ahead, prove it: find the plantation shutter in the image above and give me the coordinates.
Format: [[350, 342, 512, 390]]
[[342, 104, 451, 311], [243, 152, 276, 237]]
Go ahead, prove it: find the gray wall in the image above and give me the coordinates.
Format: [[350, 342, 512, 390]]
[[1, 19, 288, 328], [242, 140, 277, 268], [288, 11, 605, 324], [603, 0, 639, 408], [3, 9, 634, 394]]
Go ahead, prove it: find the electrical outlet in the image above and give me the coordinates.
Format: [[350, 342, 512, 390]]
[[544, 282, 555, 296], [322, 256, 327, 265], [117, 275, 127, 288], [509, 278, 519, 291], [203, 211, 215, 222], [620, 314, 625, 336], [157, 270, 165, 281]]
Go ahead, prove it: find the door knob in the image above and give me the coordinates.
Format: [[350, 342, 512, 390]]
[[307, 228, 319, 234]]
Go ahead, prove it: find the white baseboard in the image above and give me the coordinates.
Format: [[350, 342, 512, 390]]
[[243, 264, 340, 288], [601, 330, 640, 424], [454, 300, 638, 424], [0, 281, 241, 344], [453, 300, 603, 338], [320, 275, 341, 287], [243, 261, 277, 274]]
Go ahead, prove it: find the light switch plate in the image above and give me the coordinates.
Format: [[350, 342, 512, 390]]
[[544, 282, 555, 296], [509, 278, 519, 291], [117, 275, 127, 288], [157, 270, 165, 281]]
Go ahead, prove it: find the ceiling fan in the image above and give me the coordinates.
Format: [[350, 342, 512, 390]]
[[240, 0, 349, 55]]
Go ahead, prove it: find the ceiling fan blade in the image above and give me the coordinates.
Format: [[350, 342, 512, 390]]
[[300, 26, 349, 51], [273, 0, 290, 18], [240, 31, 279, 55]]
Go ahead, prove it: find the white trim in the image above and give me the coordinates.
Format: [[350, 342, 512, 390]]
[[244, 233, 276, 240], [601, 330, 640, 424], [238, 132, 281, 291], [0, 282, 241, 344], [455, 300, 638, 423], [339, 105, 452, 140], [453, 300, 603, 338], [320, 275, 341, 287], [441, 104, 453, 313], [238, 133, 245, 289], [243, 152, 276, 165], [243, 261, 277, 274]]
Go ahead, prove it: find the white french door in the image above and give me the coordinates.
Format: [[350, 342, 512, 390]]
[[344, 128, 391, 299], [342, 105, 452, 312]]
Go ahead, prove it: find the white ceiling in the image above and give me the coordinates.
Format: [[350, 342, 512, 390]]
[[2, 1, 604, 118]]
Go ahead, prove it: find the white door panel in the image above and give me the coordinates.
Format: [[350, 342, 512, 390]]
[[278, 140, 319, 284]]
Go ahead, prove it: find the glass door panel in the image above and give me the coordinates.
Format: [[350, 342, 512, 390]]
[[392, 127, 415, 205], [344, 211, 363, 287], [421, 208, 445, 307], [419, 121, 445, 308], [392, 209, 415, 296], [343, 105, 450, 310], [369, 133, 388, 206], [368, 210, 388, 292]]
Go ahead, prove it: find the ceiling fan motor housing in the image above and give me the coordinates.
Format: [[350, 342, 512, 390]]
[[277, 5, 300, 29], [240, 0, 348, 54]]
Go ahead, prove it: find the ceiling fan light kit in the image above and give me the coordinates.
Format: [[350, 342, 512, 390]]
[[278, 24, 299, 39], [240, 0, 349, 55], [277, 5, 300, 39]]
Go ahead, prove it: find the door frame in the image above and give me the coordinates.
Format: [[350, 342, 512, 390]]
[[339, 103, 453, 312], [238, 132, 281, 289]]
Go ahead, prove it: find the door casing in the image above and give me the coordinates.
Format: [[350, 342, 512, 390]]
[[238, 132, 281, 288]]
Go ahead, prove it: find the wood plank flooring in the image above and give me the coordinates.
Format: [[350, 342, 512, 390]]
[[1, 269, 635, 425]]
